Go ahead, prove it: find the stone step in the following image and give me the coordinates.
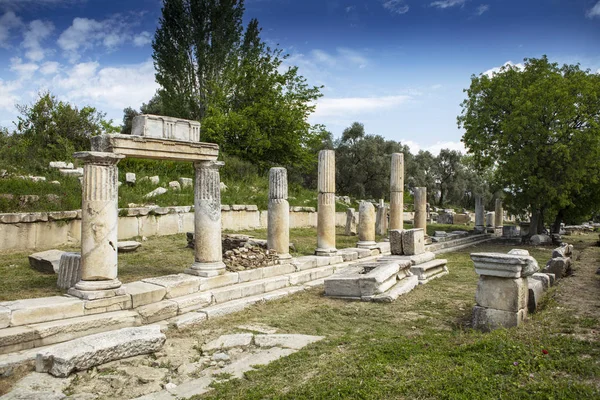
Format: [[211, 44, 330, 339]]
[[377, 252, 435, 266], [410, 259, 448, 283], [428, 234, 492, 254], [287, 265, 336, 286], [210, 275, 290, 304], [372, 275, 419, 303]]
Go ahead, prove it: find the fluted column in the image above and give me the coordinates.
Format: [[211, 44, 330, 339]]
[[186, 160, 226, 277], [495, 199, 504, 228], [69, 151, 124, 299], [414, 187, 427, 231], [475, 196, 485, 233], [389, 153, 404, 231], [357, 201, 376, 248], [316, 150, 337, 255], [268, 167, 291, 262]]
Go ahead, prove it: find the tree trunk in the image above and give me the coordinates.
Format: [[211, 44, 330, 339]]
[[552, 209, 564, 234], [530, 208, 541, 236]]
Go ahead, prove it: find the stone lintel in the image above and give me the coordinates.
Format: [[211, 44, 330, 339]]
[[74, 151, 125, 165]]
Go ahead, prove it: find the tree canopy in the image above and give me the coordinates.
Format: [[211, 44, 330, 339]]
[[458, 56, 600, 232]]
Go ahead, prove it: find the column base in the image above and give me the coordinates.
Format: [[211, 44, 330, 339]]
[[357, 241, 377, 249], [315, 247, 337, 256], [277, 253, 293, 264], [185, 261, 226, 277], [69, 279, 124, 300], [474, 226, 485, 233]]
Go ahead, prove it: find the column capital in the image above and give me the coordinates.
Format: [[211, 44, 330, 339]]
[[194, 160, 225, 169], [74, 151, 124, 165]]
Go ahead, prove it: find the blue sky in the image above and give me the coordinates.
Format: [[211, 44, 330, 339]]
[[0, 0, 598, 154]]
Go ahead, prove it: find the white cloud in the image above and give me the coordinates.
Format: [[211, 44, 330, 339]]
[[424, 141, 465, 155], [0, 11, 22, 47], [308, 48, 369, 69], [337, 47, 368, 68], [430, 0, 467, 9], [312, 95, 411, 119], [0, 0, 83, 11], [10, 57, 39, 79], [311, 49, 337, 67], [382, 0, 409, 15], [22, 19, 54, 61], [475, 4, 489, 16], [0, 79, 21, 112], [482, 61, 524, 77], [586, 1, 600, 18], [39, 61, 60, 75], [345, 5, 356, 13], [133, 31, 152, 47]]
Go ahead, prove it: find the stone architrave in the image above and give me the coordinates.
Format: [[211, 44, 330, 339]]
[[69, 152, 124, 299], [185, 160, 226, 277], [316, 150, 337, 255], [131, 114, 200, 142], [357, 202, 376, 249], [375, 199, 388, 236], [345, 208, 357, 236], [475, 196, 485, 233], [414, 187, 427, 231], [495, 199, 503, 227], [267, 168, 291, 262], [389, 153, 404, 231]]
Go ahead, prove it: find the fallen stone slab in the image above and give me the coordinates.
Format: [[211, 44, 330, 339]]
[[254, 334, 324, 350], [372, 275, 419, 303], [542, 257, 572, 279], [118, 241, 142, 253], [528, 279, 544, 313], [36, 325, 166, 377], [202, 333, 253, 352], [29, 249, 65, 274]]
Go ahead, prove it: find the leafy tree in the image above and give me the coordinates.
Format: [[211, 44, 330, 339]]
[[458, 56, 600, 234], [407, 150, 437, 202], [121, 93, 165, 134], [435, 149, 465, 206]]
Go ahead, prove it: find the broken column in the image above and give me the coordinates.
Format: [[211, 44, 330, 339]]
[[316, 150, 337, 256], [375, 199, 388, 236], [471, 250, 539, 331], [357, 201, 376, 249], [495, 199, 503, 228], [69, 151, 124, 299], [345, 208, 357, 236], [486, 212, 496, 229], [267, 167, 291, 262], [414, 187, 427, 231], [475, 196, 485, 233], [389, 153, 404, 231], [185, 160, 226, 277]]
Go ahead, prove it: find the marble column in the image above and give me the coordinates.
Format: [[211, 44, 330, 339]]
[[267, 167, 291, 262], [357, 201, 376, 248], [495, 199, 504, 228], [414, 187, 427, 231], [375, 199, 388, 236], [69, 151, 124, 299], [316, 150, 337, 255], [475, 196, 485, 233], [185, 160, 226, 277], [389, 153, 404, 231]]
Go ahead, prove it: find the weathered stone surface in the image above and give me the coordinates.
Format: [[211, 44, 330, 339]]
[[389, 229, 403, 255], [136, 300, 178, 324], [171, 291, 213, 314], [123, 281, 167, 309], [359, 263, 401, 296], [471, 252, 539, 278], [337, 249, 358, 262], [0, 326, 37, 354], [530, 273, 551, 290], [376, 241, 391, 254], [142, 274, 200, 298], [410, 259, 448, 281], [542, 257, 571, 279], [485, 212, 495, 227], [552, 243, 573, 258], [179, 177, 193, 188], [316, 150, 336, 256], [528, 279, 544, 313], [167, 312, 207, 329], [0, 371, 73, 399], [57, 252, 81, 290], [199, 295, 263, 318], [169, 181, 181, 191], [389, 153, 404, 230], [401, 228, 425, 256], [29, 249, 65, 274], [475, 276, 528, 312], [5, 296, 84, 326], [0, 306, 9, 329], [131, 114, 200, 141], [197, 272, 239, 291], [344, 208, 357, 236], [144, 187, 167, 198], [36, 325, 166, 377], [59, 168, 84, 177], [372, 275, 419, 303], [83, 294, 132, 314], [202, 333, 253, 352], [472, 306, 526, 331], [507, 249, 529, 256], [117, 240, 142, 252], [474, 196, 485, 232], [254, 334, 324, 350], [530, 234, 552, 245], [288, 265, 335, 285], [125, 172, 136, 184], [413, 187, 427, 230], [375, 200, 388, 236]]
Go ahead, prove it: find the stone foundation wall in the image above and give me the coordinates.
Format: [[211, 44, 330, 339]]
[[0, 206, 347, 253]]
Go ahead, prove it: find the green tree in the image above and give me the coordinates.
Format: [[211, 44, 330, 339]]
[[435, 149, 465, 206], [458, 56, 600, 234], [407, 150, 437, 202]]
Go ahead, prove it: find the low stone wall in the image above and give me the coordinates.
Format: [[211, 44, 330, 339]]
[[0, 206, 347, 253]]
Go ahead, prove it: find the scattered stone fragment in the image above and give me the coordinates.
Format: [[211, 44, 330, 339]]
[[168, 181, 181, 191], [144, 187, 168, 198], [530, 234, 552, 245], [126, 172, 136, 185], [19, 195, 39, 206], [29, 249, 65, 274], [149, 176, 160, 185], [57, 252, 81, 289], [220, 182, 228, 191], [117, 241, 142, 253], [179, 177, 193, 188], [59, 168, 84, 177], [202, 334, 253, 352]]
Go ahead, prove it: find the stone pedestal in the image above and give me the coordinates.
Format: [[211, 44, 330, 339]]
[[185, 161, 226, 277], [495, 199, 503, 227], [375, 199, 388, 236], [475, 196, 485, 233], [389, 153, 404, 231], [345, 208, 357, 236], [402, 228, 425, 255], [267, 168, 291, 262], [470, 250, 539, 331], [357, 201, 376, 249], [316, 150, 337, 255], [69, 152, 124, 299], [414, 187, 427, 231]]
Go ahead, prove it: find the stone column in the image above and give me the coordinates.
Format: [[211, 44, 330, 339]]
[[414, 187, 427, 231], [267, 167, 291, 262], [345, 208, 357, 236], [389, 153, 404, 231], [475, 196, 485, 233], [185, 160, 226, 277], [495, 199, 504, 228], [357, 201, 376, 248], [316, 150, 337, 255], [69, 151, 124, 299], [375, 199, 388, 236]]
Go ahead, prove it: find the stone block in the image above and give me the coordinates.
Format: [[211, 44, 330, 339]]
[[237, 268, 263, 283], [475, 276, 528, 312], [292, 256, 318, 271], [542, 257, 571, 279], [84, 295, 132, 314], [117, 217, 139, 240], [288, 265, 334, 285], [528, 279, 544, 313], [263, 276, 290, 292], [36, 325, 166, 377], [136, 300, 179, 324], [6, 296, 84, 326], [401, 229, 425, 255], [125, 172, 136, 184], [263, 286, 305, 301], [179, 177, 193, 188], [171, 292, 212, 314], [202, 333, 253, 352], [378, 252, 435, 266], [57, 252, 81, 290], [471, 252, 539, 278], [530, 273, 551, 290], [67, 287, 126, 301], [372, 275, 419, 303], [472, 306, 526, 331], [197, 272, 239, 291], [507, 249, 529, 256], [376, 242, 391, 254], [199, 295, 264, 319], [410, 259, 448, 281], [167, 312, 207, 329], [338, 250, 358, 262], [262, 263, 297, 279], [0, 306, 9, 328], [28, 249, 65, 274], [254, 334, 324, 350], [0, 326, 37, 354], [143, 274, 201, 298], [117, 241, 141, 252]]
